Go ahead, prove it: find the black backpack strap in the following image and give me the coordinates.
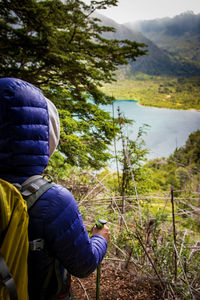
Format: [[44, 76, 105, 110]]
[[0, 253, 18, 300], [20, 175, 55, 210], [41, 259, 71, 300], [21, 176, 55, 251], [13, 175, 55, 253]]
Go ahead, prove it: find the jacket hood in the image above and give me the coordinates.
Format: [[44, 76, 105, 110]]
[[0, 78, 60, 182]]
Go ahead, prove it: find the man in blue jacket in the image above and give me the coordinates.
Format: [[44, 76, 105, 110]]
[[0, 78, 111, 299]]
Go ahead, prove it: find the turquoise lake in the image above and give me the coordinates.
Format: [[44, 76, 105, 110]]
[[104, 100, 200, 160]]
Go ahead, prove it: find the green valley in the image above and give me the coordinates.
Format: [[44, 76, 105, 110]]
[[102, 74, 200, 110], [99, 11, 200, 111]]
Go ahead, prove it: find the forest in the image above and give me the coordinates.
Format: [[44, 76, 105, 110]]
[[0, 0, 199, 299]]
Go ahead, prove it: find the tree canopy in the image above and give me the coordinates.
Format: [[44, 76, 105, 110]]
[[0, 0, 147, 169]]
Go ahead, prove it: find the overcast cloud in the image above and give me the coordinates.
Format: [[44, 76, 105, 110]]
[[97, 0, 200, 23]]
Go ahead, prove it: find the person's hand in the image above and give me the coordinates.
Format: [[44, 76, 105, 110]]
[[92, 225, 111, 243]]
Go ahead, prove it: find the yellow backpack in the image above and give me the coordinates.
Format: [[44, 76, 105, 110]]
[[0, 178, 29, 300], [0, 176, 54, 300]]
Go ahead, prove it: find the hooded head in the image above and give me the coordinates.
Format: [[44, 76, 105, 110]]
[[0, 78, 60, 183]]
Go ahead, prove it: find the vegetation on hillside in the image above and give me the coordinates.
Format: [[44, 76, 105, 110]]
[[102, 74, 200, 110], [47, 128, 200, 198], [125, 11, 200, 69], [47, 129, 200, 299], [99, 11, 200, 76], [146, 130, 200, 194]]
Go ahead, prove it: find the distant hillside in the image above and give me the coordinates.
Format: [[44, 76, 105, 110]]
[[125, 11, 200, 69], [95, 12, 200, 76]]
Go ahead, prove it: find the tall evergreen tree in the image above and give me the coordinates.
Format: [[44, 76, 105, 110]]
[[0, 0, 146, 169]]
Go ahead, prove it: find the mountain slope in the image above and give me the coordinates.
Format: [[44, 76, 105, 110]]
[[95, 13, 200, 76], [125, 11, 200, 68]]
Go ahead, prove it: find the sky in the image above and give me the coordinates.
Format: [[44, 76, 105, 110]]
[[97, 0, 200, 24]]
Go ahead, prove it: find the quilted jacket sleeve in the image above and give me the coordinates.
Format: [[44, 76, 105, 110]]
[[41, 184, 107, 278]]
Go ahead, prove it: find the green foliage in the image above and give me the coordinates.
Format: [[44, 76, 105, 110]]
[[102, 74, 200, 110], [0, 0, 146, 95], [58, 102, 116, 168], [0, 0, 146, 169], [134, 164, 161, 194], [170, 130, 200, 170], [117, 124, 150, 194], [45, 150, 68, 179], [145, 130, 200, 198]]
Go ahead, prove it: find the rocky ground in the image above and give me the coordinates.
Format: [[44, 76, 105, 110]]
[[72, 262, 163, 300]]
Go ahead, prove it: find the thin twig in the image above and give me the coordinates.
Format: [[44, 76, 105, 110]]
[[79, 173, 110, 205], [168, 282, 176, 300], [85, 171, 139, 260], [171, 187, 177, 282], [111, 241, 141, 271], [180, 277, 200, 296], [179, 230, 188, 259], [125, 151, 143, 227], [112, 101, 120, 190], [173, 243, 196, 300], [135, 231, 165, 289], [76, 278, 90, 300], [104, 258, 127, 262], [161, 192, 170, 216]]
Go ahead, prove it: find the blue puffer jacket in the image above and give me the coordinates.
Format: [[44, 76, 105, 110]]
[[0, 78, 107, 298]]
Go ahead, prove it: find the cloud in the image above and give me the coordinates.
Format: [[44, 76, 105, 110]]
[[98, 0, 200, 23]]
